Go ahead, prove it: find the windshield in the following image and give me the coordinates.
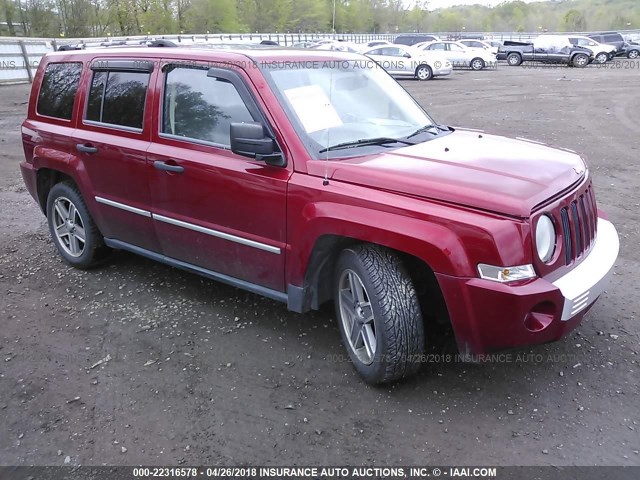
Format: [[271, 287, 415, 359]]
[[263, 60, 437, 158]]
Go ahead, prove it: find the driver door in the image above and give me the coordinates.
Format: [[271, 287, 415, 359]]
[[147, 62, 290, 292]]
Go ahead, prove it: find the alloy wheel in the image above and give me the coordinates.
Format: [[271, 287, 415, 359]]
[[338, 269, 377, 365], [52, 196, 86, 257]]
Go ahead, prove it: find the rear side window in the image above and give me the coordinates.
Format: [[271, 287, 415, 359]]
[[86, 70, 150, 129], [37, 62, 83, 120], [604, 34, 622, 43]]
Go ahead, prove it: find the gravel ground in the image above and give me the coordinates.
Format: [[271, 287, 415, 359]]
[[0, 60, 639, 467]]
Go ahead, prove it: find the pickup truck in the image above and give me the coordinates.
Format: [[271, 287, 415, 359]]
[[498, 35, 594, 67]]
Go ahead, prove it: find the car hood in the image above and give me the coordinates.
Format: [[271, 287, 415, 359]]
[[308, 129, 587, 218]]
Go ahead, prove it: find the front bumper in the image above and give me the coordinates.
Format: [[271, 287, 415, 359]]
[[436, 217, 619, 355]]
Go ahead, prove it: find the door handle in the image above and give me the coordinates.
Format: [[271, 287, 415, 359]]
[[76, 143, 98, 154], [153, 160, 184, 174]]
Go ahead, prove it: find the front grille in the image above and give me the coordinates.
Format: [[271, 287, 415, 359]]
[[558, 184, 597, 265]]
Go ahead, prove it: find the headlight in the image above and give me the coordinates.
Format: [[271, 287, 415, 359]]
[[536, 214, 556, 263], [477, 264, 536, 283]]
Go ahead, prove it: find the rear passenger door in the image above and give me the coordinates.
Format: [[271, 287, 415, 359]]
[[73, 59, 160, 252], [147, 63, 289, 292]]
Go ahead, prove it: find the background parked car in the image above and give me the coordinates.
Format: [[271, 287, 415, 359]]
[[416, 40, 496, 70], [622, 41, 640, 59], [567, 35, 616, 63], [311, 41, 360, 53], [358, 40, 392, 51], [394, 34, 440, 46], [587, 32, 626, 56], [498, 35, 593, 67], [459, 39, 499, 55], [362, 44, 452, 80]]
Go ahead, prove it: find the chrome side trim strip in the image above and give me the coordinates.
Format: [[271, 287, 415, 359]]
[[95, 196, 151, 217], [152, 213, 281, 255]]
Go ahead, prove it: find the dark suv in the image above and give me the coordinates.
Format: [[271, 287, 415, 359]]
[[20, 46, 619, 384], [588, 32, 639, 58], [394, 34, 439, 46]]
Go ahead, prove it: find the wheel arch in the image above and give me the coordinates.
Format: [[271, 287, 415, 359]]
[[36, 168, 76, 215], [287, 233, 455, 348], [286, 209, 473, 314]]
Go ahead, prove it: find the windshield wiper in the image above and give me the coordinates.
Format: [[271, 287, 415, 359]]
[[406, 124, 453, 139], [318, 137, 416, 153]]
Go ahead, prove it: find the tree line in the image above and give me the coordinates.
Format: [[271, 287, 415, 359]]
[[0, 0, 638, 39]]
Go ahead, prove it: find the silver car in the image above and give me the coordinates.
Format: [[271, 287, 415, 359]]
[[417, 41, 497, 71], [362, 44, 452, 81]]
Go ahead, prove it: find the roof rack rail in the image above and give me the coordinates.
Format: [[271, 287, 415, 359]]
[[56, 38, 179, 52], [147, 39, 178, 47]]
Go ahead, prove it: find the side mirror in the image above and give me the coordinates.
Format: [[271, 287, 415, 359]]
[[403, 52, 411, 58], [230, 122, 285, 167]]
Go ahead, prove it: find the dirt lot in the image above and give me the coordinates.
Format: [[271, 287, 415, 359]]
[[0, 61, 639, 467]]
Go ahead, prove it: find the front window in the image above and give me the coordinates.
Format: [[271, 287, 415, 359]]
[[264, 61, 438, 158]]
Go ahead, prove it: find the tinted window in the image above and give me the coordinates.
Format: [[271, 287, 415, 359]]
[[382, 47, 403, 56], [37, 62, 83, 120], [86, 70, 149, 129], [604, 34, 622, 43], [394, 35, 435, 46], [162, 67, 254, 146]]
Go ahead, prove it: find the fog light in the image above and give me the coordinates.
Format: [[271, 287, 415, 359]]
[[524, 302, 555, 332]]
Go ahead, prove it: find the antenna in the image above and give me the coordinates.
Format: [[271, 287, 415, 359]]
[[323, 51, 335, 187]]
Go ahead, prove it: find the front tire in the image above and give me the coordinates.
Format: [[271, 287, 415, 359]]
[[333, 245, 425, 384], [595, 52, 608, 64], [628, 49, 639, 59], [415, 64, 433, 81], [46, 181, 107, 269]]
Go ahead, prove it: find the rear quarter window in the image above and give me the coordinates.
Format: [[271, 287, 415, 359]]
[[85, 70, 150, 130], [37, 62, 83, 120]]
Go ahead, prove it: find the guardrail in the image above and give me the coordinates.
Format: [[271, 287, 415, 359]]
[[1, 29, 639, 84]]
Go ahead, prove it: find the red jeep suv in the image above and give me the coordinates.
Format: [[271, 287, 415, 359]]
[[20, 47, 619, 384]]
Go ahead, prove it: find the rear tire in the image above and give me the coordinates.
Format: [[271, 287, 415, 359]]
[[572, 53, 589, 68], [628, 49, 639, 59], [470, 57, 485, 71], [46, 181, 108, 269], [506, 53, 522, 66], [415, 64, 433, 81], [333, 244, 425, 384]]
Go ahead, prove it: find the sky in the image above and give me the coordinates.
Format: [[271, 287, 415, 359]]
[[410, 0, 544, 10]]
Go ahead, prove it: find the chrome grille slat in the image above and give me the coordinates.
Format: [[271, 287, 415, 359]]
[[560, 207, 572, 265], [571, 202, 582, 257], [579, 195, 590, 246]]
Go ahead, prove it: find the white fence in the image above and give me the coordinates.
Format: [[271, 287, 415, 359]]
[[0, 38, 53, 84], [2, 29, 640, 84]]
